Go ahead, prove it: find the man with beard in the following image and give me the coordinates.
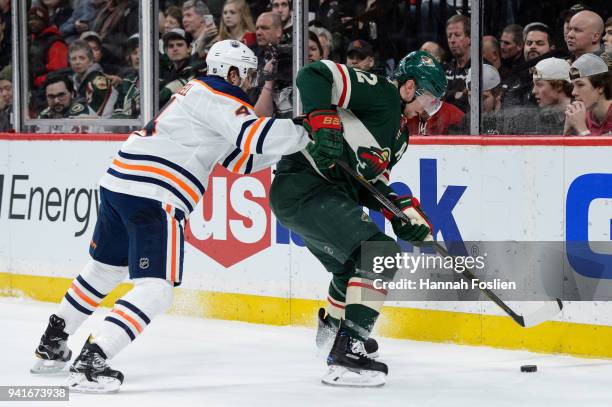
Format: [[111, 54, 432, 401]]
[[38, 74, 93, 119]]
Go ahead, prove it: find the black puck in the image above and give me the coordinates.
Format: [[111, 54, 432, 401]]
[[520, 365, 537, 373]]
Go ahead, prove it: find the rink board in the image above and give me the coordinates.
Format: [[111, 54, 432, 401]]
[[1, 134, 612, 358]]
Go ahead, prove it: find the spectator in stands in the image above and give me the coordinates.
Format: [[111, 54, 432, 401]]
[[310, 25, 334, 61], [531, 58, 573, 134], [159, 28, 204, 107], [499, 24, 524, 80], [80, 31, 125, 84], [482, 36, 501, 71], [566, 10, 605, 60], [443, 14, 471, 113], [40, 0, 73, 30], [271, 0, 291, 43], [68, 39, 117, 118], [449, 64, 502, 134], [59, 0, 97, 42], [113, 34, 140, 118], [406, 95, 464, 136], [183, 0, 217, 58], [420, 41, 445, 64], [561, 3, 588, 49], [38, 73, 93, 118], [250, 12, 292, 118], [0, 64, 12, 132], [523, 23, 555, 62], [92, 0, 138, 42], [28, 5, 69, 89], [164, 6, 183, 33], [345, 39, 375, 72], [605, 18, 612, 54], [565, 53, 611, 136], [214, 0, 256, 48], [308, 31, 323, 63], [0, 9, 10, 72], [0, 0, 10, 63]]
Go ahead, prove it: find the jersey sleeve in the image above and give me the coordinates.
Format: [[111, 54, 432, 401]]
[[296, 60, 350, 113], [202, 84, 310, 174]]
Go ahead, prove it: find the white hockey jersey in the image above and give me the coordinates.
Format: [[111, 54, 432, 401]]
[[99, 75, 309, 215]]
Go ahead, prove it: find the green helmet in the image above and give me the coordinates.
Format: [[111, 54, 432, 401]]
[[392, 50, 447, 99]]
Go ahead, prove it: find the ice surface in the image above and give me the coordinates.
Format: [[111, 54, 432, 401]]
[[2, 297, 611, 407]]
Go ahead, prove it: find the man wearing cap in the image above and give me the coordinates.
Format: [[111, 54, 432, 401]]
[[345, 39, 376, 73], [449, 64, 500, 134], [28, 5, 69, 89], [565, 53, 611, 136], [113, 34, 140, 119], [566, 10, 605, 60], [0, 64, 12, 132], [531, 58, 573, 134], [159, 27, 205, 108]]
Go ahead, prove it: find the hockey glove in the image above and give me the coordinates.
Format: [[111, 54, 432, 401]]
[[383, 195, 433, 243], [303, 110, 344, 171]]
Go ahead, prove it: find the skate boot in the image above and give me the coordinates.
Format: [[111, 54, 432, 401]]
[[316, 308, 379, 358], [31, 314, 72, 374], [66, 337, 124, 394], [322, 329, 388, 387]]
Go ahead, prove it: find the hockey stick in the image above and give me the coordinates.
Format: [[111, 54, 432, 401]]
[[336, 160, 563, 328]]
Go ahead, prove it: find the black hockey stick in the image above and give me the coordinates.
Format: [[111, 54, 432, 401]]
[[336, 160, 563, 328]]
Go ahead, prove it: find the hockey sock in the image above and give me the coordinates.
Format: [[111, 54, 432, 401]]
[[326, 277, 347, 324], [342, 233, 400, 341], [57, 260, 128, 334], [92, 278, 173, 359]]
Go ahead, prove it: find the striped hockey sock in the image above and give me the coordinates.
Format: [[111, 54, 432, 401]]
[[92, 278, 173, 359], [57, 260, 128, 334]]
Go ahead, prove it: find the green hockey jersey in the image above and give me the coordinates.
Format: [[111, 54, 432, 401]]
[[296, 60, 409, 209]]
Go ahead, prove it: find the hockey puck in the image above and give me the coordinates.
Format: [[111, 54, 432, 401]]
[[520, 365, 537, 373]]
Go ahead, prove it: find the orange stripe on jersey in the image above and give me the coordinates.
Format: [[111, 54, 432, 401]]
[[112, 159, 199, 203], [71, 283, 99, 307], [193, 79, 255, 110], [112, 309, 143, 333], [232, 117, 265, 172]]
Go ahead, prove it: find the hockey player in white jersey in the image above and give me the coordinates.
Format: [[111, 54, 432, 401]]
[[29, 40, 336, 393]]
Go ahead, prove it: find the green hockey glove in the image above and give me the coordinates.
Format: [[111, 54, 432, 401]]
[[303, 110, 344, 170], [383, 195, 433, 243]]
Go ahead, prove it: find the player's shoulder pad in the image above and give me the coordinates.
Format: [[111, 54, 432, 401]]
[[195, 75, 252, 106]]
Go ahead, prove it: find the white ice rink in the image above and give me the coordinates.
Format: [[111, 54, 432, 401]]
[[2, 297, 612, 407]]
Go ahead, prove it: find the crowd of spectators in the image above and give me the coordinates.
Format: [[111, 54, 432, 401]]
[[0, 0, 610, 135]]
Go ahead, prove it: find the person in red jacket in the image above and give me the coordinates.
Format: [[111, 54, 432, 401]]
[[405, 96, 465, 135], [28, 5, 68, 89]]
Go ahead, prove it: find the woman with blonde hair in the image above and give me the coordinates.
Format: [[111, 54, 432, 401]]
[[215, 0, 256, 48]]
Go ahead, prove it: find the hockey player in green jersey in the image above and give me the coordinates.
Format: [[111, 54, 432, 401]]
[[270, 51, 447, 387]]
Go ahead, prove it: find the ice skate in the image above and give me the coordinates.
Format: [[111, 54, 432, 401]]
[[322, 329, 387, 387], [316, 308, 379, 358], [31, 314, 72, 374], [66, 337, 124, 394]]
